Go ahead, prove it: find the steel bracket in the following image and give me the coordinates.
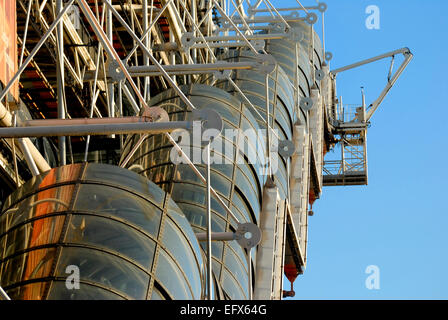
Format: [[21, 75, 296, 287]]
[[254, 54, 276, 74], [235, 223, 262, 249]]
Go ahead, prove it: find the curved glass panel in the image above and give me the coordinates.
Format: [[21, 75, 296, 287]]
[[1, 247, 57, 288], [74, 183, 162, 237], [66, 214, 156, 269], [162, 219, 202, 299], [2, 163, 83, 211], [55, 246, 149, 300], [223, 247, 249, 295], [0, 184, 75, 234], [150, 287, 165, 300], [231, 191, 254, 223], [176, 201, 227, 232], [155, 249, 193, 300], [47, 281, 125, 300], [1, 216, 65, 259], [84, 163, 164, 206], [221, 268, 246, 300], [5, 281, 49, 300], [0, 164, 204, 300], [165, 200, 205, 275]]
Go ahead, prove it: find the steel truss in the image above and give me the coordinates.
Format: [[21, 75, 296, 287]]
[[0, 0, 411, 300]]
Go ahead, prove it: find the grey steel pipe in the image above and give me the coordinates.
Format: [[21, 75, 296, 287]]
[[24, 117, 151, 126], [56, 0, 66, 166], [0, 121, 194, 138], [127, 62, 257, 75], [330, 47, 412, 75], [187, 33, 289, 42], [152, 41, 264, 51], [218, 16, 310, 24], [205, 143, 212, 300], [98, 0, 197, 111], [196, 232, 236, 242]]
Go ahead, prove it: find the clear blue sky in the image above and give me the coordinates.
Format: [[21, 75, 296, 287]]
[[282, 0, 448, 299]]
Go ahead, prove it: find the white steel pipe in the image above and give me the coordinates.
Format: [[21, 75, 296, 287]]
[[0, 120, 193, 138], [17, 138, 40, 176]]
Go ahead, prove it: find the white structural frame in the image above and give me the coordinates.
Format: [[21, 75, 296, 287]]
[[0, 0, 411, 300]]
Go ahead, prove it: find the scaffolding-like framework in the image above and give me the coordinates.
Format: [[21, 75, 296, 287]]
[[0, 0, 412, 300]]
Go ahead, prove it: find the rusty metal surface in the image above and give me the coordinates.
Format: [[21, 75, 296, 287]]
[[0, 0, 18, 102]]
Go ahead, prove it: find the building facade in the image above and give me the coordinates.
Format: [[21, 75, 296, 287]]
[[0, 0, 411, 300]]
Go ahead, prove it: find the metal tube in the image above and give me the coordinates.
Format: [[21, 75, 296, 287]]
[[262, 0, 291, 30], [190, 33, 288, 42], [123, 0, 173, 63], [122, 83, 141, 114], [127, 62, 256, 75], [0, 36, 54, 174], [106, 0, 115, 120], [196, 232, 236, 241], [56, 0, 66, 166], [0, 121, 193, 138], [217, 15, 309, 24], [248, 249, 253, 300], [153, 40, 264, 51], [142, 0, 150, 99], [230, 0, 253, 35], [19, 0, 33, 67], [165, 133, 242, 224], [0, 286, 11, 300], [265, 74, 272, 177], [215, 25, 275, 33], [129, 69, 228, 77], [119, 133, 149, 168], [11, 114, 19, 186], [191, 0, 197, 63], [330, 47, 411, 75], [205, 143, 212, 300], [24, 117, 153, 126], [77, 0, 149, 111], [366, 53, 413, 121], [102, 1, 197, 111], [212, 0, 259, 55], [17, 138, 39, 176], [249, 5, 319, 13], [117, 81, 124, 149]]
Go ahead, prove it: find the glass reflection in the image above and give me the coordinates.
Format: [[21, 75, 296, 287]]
[[1, 216, 65, 259], [74, 184, 162, 236], [84, 163, 164, 206], [48, 281, 125, 300], [0, 184, 75, 234], [155, 249, 192, 300], [162, 219, 202, 299], [0, 163, 206, 300], [56, 246, 149, 300], [1, 247, 57, 289], [66, 214, 156, 269], [5, 281, 49, 300]]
